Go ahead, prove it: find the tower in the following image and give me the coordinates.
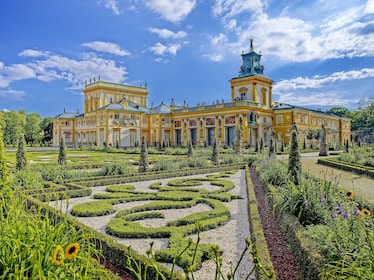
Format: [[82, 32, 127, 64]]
[[229, 39, 273, 108]]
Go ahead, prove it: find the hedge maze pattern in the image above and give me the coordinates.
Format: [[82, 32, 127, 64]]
[[71, 170, 242, 268]]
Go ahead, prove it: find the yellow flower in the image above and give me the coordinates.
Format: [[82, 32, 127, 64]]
[[362, 209, 371, 216], [346, 190, 354, 199], [52, 245, 64, 266], [65, 242, 80, 259]]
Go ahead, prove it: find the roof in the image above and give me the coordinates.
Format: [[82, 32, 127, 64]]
[[54, 111, 81, 119], [149, 102, 171, 114]]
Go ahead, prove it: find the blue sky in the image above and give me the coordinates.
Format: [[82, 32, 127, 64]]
[[0, 0, 373, 117]]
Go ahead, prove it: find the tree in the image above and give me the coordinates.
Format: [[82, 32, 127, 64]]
[[16, 134, 27, 171], [306, 129, 314, 149], [255, 139, 259, 153], [0, 132, 11, 189], [58, 137, 67, 165], [138, 136, 148, 172], [3, 110, 26, 146], [325, 106, 351, 118], [40, 117, 53, 145], [280, 139, 285, 152], [187, 139, 193, 158], [260, 137, 264, 153], [25, 113, 42, 146], [345, 139, 349, 153], [211, 138, 219, 165], [269, 138, 275, 157], [288, 130, 302, 185]]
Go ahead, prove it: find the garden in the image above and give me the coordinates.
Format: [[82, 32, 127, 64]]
[[1, 131, 374, 279]]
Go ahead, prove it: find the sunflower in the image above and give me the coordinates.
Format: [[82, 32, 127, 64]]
[[52, 245, 64, 266], [362, 208, 371, 216], [65, 242, 80, 259], [346, 190, 354, 199]]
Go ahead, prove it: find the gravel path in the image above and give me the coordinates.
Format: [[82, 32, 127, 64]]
[[50, 170, 254, 280]]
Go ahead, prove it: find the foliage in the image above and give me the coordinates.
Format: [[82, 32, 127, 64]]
[[325, 106, 351, 118], [16, 134, 27, 171], [288, 130, 302, 185], [255, 151, 374, 279], [25, 112, 42, 146], [71, 201, 115, 217], [0, 132, 11, 189], [0, 188, 117, 279], [211, 138, 219, 165], [99, 162, 135, 176], [12, 169, 44, 190], [338, 146, 374, 168], [138, 136, 148, 172], [260, 137, 264, 153], [58, 137, 67, 165]]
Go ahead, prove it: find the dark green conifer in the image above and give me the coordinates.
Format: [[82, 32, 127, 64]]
[[260, 137, 264, 153], [16, 134, 27, 171], [288, 130, 302, 185], [211, 138, 219, 165], [0, 132, 11, 189], [58, 137, 67, 165], [138, 136, 148, 172]]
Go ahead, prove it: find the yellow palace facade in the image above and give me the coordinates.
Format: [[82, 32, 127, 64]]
[[53, 40, 351, 148]]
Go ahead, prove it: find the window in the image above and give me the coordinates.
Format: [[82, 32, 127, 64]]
[[276, 115, 283, 125], [240, 92, 246, 100], [297, 114, 301, 123], [115, 114, 119, 120]]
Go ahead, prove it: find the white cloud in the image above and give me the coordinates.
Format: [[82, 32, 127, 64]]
[[82, 41, 131, 56], [0, 50, 128, 91], [365, 0, 374, 13], [19, 49, 49, 58], [0, 89, 26, 100], [212, 0, 263, 19], [143, 0, 196, 23], [149, 28, 187, 39], [98, 0, 120, 15], [206, 2, 374, 63], [149, 42, 181, 56], [0, 62, 36, 88], [274, 68, 374, 92]]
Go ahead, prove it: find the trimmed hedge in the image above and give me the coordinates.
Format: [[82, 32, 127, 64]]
[[318, 157, 374, 178], [245, 166, 275, 280]]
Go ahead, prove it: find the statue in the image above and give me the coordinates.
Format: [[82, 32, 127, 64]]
[[319, 124, 328, 156], [234, 126, 242, 154], [235, 126, 242, 142], [320, 124, 326, 144]]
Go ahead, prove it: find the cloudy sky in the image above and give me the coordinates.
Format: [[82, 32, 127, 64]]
[[0, 0, 373, 117]]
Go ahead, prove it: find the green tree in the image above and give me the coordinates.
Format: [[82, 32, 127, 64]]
[[40, 117, 53, 145], [0, 132, 11, 189], [25, 113, 42, 146], [325, 106, 351, 117], [211, 138, 219, 165], [58, 137, 67, 165], [3, 110, 26, 146], [255, 139, 259, 153], [306, 128, 314, 149], [138, 136, 148, 172], [16, 134, 27, 171], [260, 137, 264, 153], [187, 139, 193, 158], [269, 138, 275, 157], [288, 130, 302, 185], [280, 139, 285, 152]]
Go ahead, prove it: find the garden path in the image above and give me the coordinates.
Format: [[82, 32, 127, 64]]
[[50, 170, 254, 280], [277, 152, 374, 203]]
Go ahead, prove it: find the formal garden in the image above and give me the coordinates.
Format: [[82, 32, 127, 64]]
[[1, 130, 374, 279]]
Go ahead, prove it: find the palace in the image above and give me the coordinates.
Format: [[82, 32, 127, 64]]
[[53, 40, 351, 148]]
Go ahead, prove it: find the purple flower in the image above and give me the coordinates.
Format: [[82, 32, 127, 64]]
[[342, 211, 348, 219], [304, 200, 308, 208], [320, 194, 326, 205]]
